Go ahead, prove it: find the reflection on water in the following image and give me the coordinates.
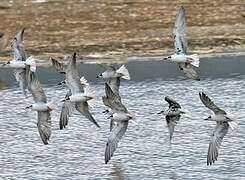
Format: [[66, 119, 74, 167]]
[[109, 164, 125, 180], [0, 56, 245, 179], [0, 77, 8, 90]]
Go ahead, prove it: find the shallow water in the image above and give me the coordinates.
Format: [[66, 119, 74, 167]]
[[0, 56, 245, 179]]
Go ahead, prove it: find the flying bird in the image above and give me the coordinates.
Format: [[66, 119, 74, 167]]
[[51, 56, 98, 129], [157, 96, 185, 141], [65, 53, 100, 128], [97, 64, 130, 95], [3, 28, 36, 96], [199, 92, 237, 166], [104, 83, 137, 164], [25, 66, 57, 145], [164, 6, 200, 81]]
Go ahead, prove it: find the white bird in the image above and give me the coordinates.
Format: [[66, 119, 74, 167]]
[[199, 92, 237, 166], [65, 53, 100, 128], [26, 66, 57, 145], [164, 6, 200, 81], [104, 83, 136, 164], [97, 64, 130, 95], [4, 28, 36, 96], [51, 56, 98, 129], [157, 96, 185, 141]]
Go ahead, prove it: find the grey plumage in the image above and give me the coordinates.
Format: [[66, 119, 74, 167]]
[[11, 28, 27, 95], [178, 63, 200, 81], [66, 53, 100, 128], [26, 67, 51, 145], [99, 64, 121, 95], [105, 120, 129, 164], [51, 57, 66, 74], [104, 83, 131, 164], [199, 92, 226, 115], [75, 101, 100, 128], [207, 122, 229, 166], [103, 83, 127, 113], [172, 6, 200, 81], [59, 90, 73, 130], [199, 92, 232, 166], [11, 28, 26, 62], [164, 96, 182, 141]]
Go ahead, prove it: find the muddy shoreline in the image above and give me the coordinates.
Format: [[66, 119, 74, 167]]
[[0, 0, 245, 60]]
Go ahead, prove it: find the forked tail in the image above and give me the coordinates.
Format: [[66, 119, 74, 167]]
[[84, 86, 96, 99], [80, 76, 89, 87], [25, 56, 36, 72], [188, 54, 199, 67], [116, 65, 131, 80]]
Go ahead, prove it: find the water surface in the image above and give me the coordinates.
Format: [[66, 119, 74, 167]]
[[0, 56, 245, 179]]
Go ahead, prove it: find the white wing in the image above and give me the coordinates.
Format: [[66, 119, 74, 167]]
[[66, 53, 83, 94], [11, 28, 26, 61], [173, 6, 187, 54]]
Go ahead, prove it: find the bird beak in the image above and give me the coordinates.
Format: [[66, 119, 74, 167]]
[[204, 118, 209, 120], [180, 110, 186, 114], [102, 109, 109, 113], [163, 57, 168, 60], [25, 105, 32, 109], [60, 99, 65, 102], [157, 110, 164, 114]]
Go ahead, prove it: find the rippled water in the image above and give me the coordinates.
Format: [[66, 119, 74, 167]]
[[0, 56, 245, 179]]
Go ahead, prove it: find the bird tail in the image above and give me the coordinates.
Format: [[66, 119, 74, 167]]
[[80, 76, 89, 87], [228, 121, 238, 130], [188, 54, 199, 67], [116, 65, 130, 80], [47, 99, 58, 111], [25, 56, 36, 72], [84, 86, 96, 99]]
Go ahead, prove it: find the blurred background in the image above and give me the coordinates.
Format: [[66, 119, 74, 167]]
[[0, 0, 245, 60]]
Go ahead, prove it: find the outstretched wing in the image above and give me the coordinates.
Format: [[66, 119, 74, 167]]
[[51, 57, 66, 74], [11, 28, 26, 61], [26, 67, 47, 103], [199, 92, 226, 115], [165, 96, 181, 109], [166, 115, 181, 141], [66, 52, 83, 94], [75, 101, 100, 128], [37, 111, 51, 145], [173, 6, 187, 54], [105, 120, 129, 164], [207, 122, 229, 165], [14, 69, 26, 96], [108, 77, 120, 95], [103, 83, 127, 112], [178, 63, 200, 81]]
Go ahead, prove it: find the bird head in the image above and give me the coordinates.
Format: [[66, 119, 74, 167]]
[[204, 115, 212, 121]]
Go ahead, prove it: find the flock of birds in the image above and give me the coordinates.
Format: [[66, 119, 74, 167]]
[[3, 6, 238, 166]]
